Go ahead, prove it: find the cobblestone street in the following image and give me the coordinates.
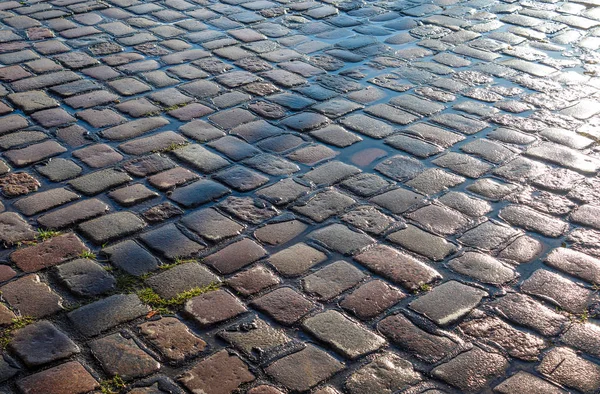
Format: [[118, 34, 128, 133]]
[[1, 0, 600, 392]]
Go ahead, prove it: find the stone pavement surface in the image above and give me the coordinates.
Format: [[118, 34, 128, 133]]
[[0, 0, 600, 392]]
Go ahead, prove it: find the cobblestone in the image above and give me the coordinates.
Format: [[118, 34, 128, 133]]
[[1, 0, 600, 390]]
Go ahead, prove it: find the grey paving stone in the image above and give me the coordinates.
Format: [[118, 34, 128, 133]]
[[68, 294, 149, 337], [410, 281, 487, 325], [303, 310, 385, 359], [146, 263, 220, 299], [56, 259, 116, 297], [346, 353, 421, 394], [79, 212, 146, 244]]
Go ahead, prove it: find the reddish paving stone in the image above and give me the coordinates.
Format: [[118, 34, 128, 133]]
[[17, 361, 99, 394], [354, 244, 441, 291], [251, 287, 316, 325], [227, 264, 281, 296], [179, 350, 255, 394], [139, 317, 207, 363], [248, 385, 285, 394], [342, 280, 405, 320], [10, 233, 88, 272], [4, 141, 67, 167], [204, 237, 267, 274], [184, 289, 247, 327], [1, 274, 63, 318], [0, 172, 40, 197]]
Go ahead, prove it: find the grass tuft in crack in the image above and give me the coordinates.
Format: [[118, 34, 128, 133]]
[[100, 375, 126, 394]]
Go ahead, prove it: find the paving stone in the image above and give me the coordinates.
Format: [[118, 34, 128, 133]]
[[459, 220, 520, 250], [172, 144, 230, 173], [140, 224, 204, 259], [387, 225, 456, 261], [10, 321, 79, 367], [378, 313, 457, 363], [459, 315, 545, 361], [139, 317, 206, 363], [218, 196, 279, 224], [73, 143, 123, 168], [251, 287, 316, 325], [69, 168, 132, 196], [537, 347, 600, 393], [146, 263, 219, 299], [1, 274, 62, 318], [302, 261, 366, 301], [494, 371, 566, 394], [491, 293, 568, 337], [310, 223, 375, 255], [79, 212, 146, 244], [303, 310, 385, 359], [68, 294, 149, 337], [184, 289, 247, 327], [432, 347, 509, 392], [346, 353, 421, 394], [293, 189, 355, 222], [410, 281, 487, 325], [91, 333, 160, 380], [56, 258, 115, 297], [520, 269, 592, 314], [448, 252, 517, 285], [179, 350, 254, 394], [4, 141, 67, 167], [37, 198, 109, 229], [10, 228, 86, 268], [265, 345, 344, 391], [499, 204, 568, 237], [204, 237, 267, 274], [375, 155, 425, 182], [17, 361, 99, 394], [355, 244, 441, 291], [219, 317, 292, 361]]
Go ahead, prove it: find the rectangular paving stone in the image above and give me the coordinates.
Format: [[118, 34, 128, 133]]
[[173, 144, 230, 173], [537, 347, 600, 394], [520, 269, 592, 314], [38, 198, 109, 229], [303, 310, 385, 359], [4, 141, 67, 167], [79, 212, 146, 244], [17, 361, 99, 394], [14, 188, 78, 216], [355, 244, 441, 291], [525, 141, 600, 174], [410, 281, 488, 325], [119, 131, 188, 155], [10, 232, 88, 272], [1, 274, 63, 318], [67, 294, 149, 337], [101, 117, 170, 140], [545, 247, 600, 285], [169, 179, 231, 208], [204, 237, 267, 274], [378, 313, 457, 363], [11, 71, 81, 91], [179, 350, 254, 394], [265, 345, 344, 392], [69, 169, 132, 196]]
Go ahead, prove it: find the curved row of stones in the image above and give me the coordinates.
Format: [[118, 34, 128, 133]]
[[0, 0, 600, 392]]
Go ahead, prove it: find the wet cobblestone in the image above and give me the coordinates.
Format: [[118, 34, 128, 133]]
[[1, 0, 600, 392]]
